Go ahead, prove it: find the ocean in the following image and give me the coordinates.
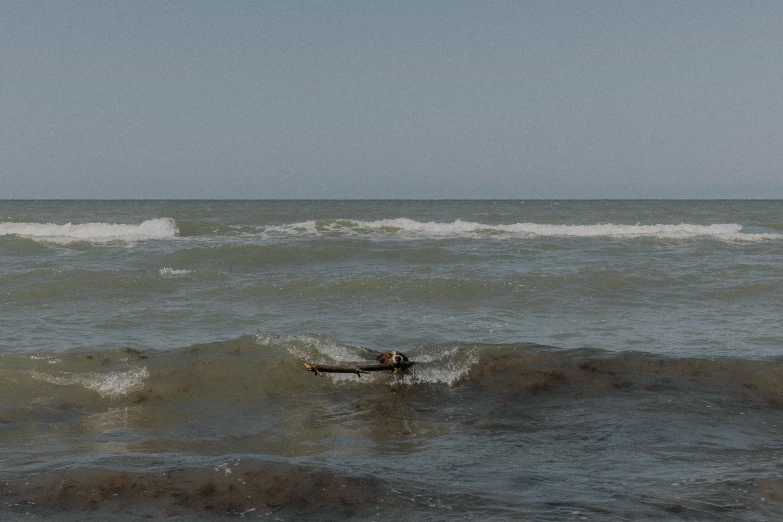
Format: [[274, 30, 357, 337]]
[[1, 199, 782, 520]]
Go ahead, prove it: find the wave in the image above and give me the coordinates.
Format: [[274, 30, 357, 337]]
[[4, 217, 777, 245], [28, 366, 149, 400], [4, 335, 783, 408], [259, 219, 783, 241], [0, 218, 178, 244], [4, 334, 783, 520]]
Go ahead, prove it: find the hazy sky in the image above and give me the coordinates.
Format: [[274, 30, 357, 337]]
[[2, 1, 782, 199]]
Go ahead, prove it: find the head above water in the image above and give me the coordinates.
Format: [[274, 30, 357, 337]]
[[375, 350, 408, 365]]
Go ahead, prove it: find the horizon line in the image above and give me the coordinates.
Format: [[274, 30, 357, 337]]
[[2, 198, 782, 202]]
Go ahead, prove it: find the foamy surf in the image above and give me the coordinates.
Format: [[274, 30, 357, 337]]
[[0, 218, 178, 244], [256, 332, 366, 366], [28, 366, 149, 399], [257, 332, 479, 386], [259, 219, 783, 241]]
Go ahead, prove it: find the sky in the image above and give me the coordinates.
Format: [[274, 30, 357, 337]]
[[2, 1, 782, 199]]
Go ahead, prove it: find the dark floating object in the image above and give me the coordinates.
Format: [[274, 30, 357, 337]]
[[304, 350, 414, 377]]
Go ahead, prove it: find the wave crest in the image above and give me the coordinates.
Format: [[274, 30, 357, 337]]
[[5, 338, 783, 408], [28, 366, 149, 399], [0, 218, 178, 244], [260, 219, 781, 241]]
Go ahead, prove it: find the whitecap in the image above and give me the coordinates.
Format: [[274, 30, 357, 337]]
[[0, 218, 179, 244], [256, 219, 782, 242], [29, 367, 149, 399], [160, 267, 192, 277]]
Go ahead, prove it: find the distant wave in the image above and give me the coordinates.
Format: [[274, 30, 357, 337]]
[[261, 219, 783, 241], [0, 218, 178, 244], [4, 217, 778, 244], [159, 267, 193, 277]]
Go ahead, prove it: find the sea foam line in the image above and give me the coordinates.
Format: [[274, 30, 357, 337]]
[[0, 218, 178, 244], [261, 219, 782, 241]]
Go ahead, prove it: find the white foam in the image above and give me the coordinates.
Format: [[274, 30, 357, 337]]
[[0, 218, 178, 244], [260, 331, 480, 387], [29, 366, 149, 399], [160, 267, 192, 277], [398, 345, 479, 386], [259, 219, 782, 241], [255, 332, 359, 363]]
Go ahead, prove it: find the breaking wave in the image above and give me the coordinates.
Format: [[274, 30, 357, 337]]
[[28, 366, 149, 400], [259, 219, 783, 241], [5, 217, 777, 245], [0, 218, 178, 244], [5, 335, 783, 409]]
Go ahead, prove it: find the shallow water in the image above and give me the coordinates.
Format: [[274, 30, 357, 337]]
[[1, 200, 782, 520]]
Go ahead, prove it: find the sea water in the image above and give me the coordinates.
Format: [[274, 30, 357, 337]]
[[1, 200, 782, 520]]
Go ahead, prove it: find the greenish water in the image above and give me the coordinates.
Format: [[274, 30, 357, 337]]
[[1, 200, 782, 520]]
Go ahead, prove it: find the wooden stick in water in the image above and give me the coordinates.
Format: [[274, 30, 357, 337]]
[[304, 361, 415, 377]]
